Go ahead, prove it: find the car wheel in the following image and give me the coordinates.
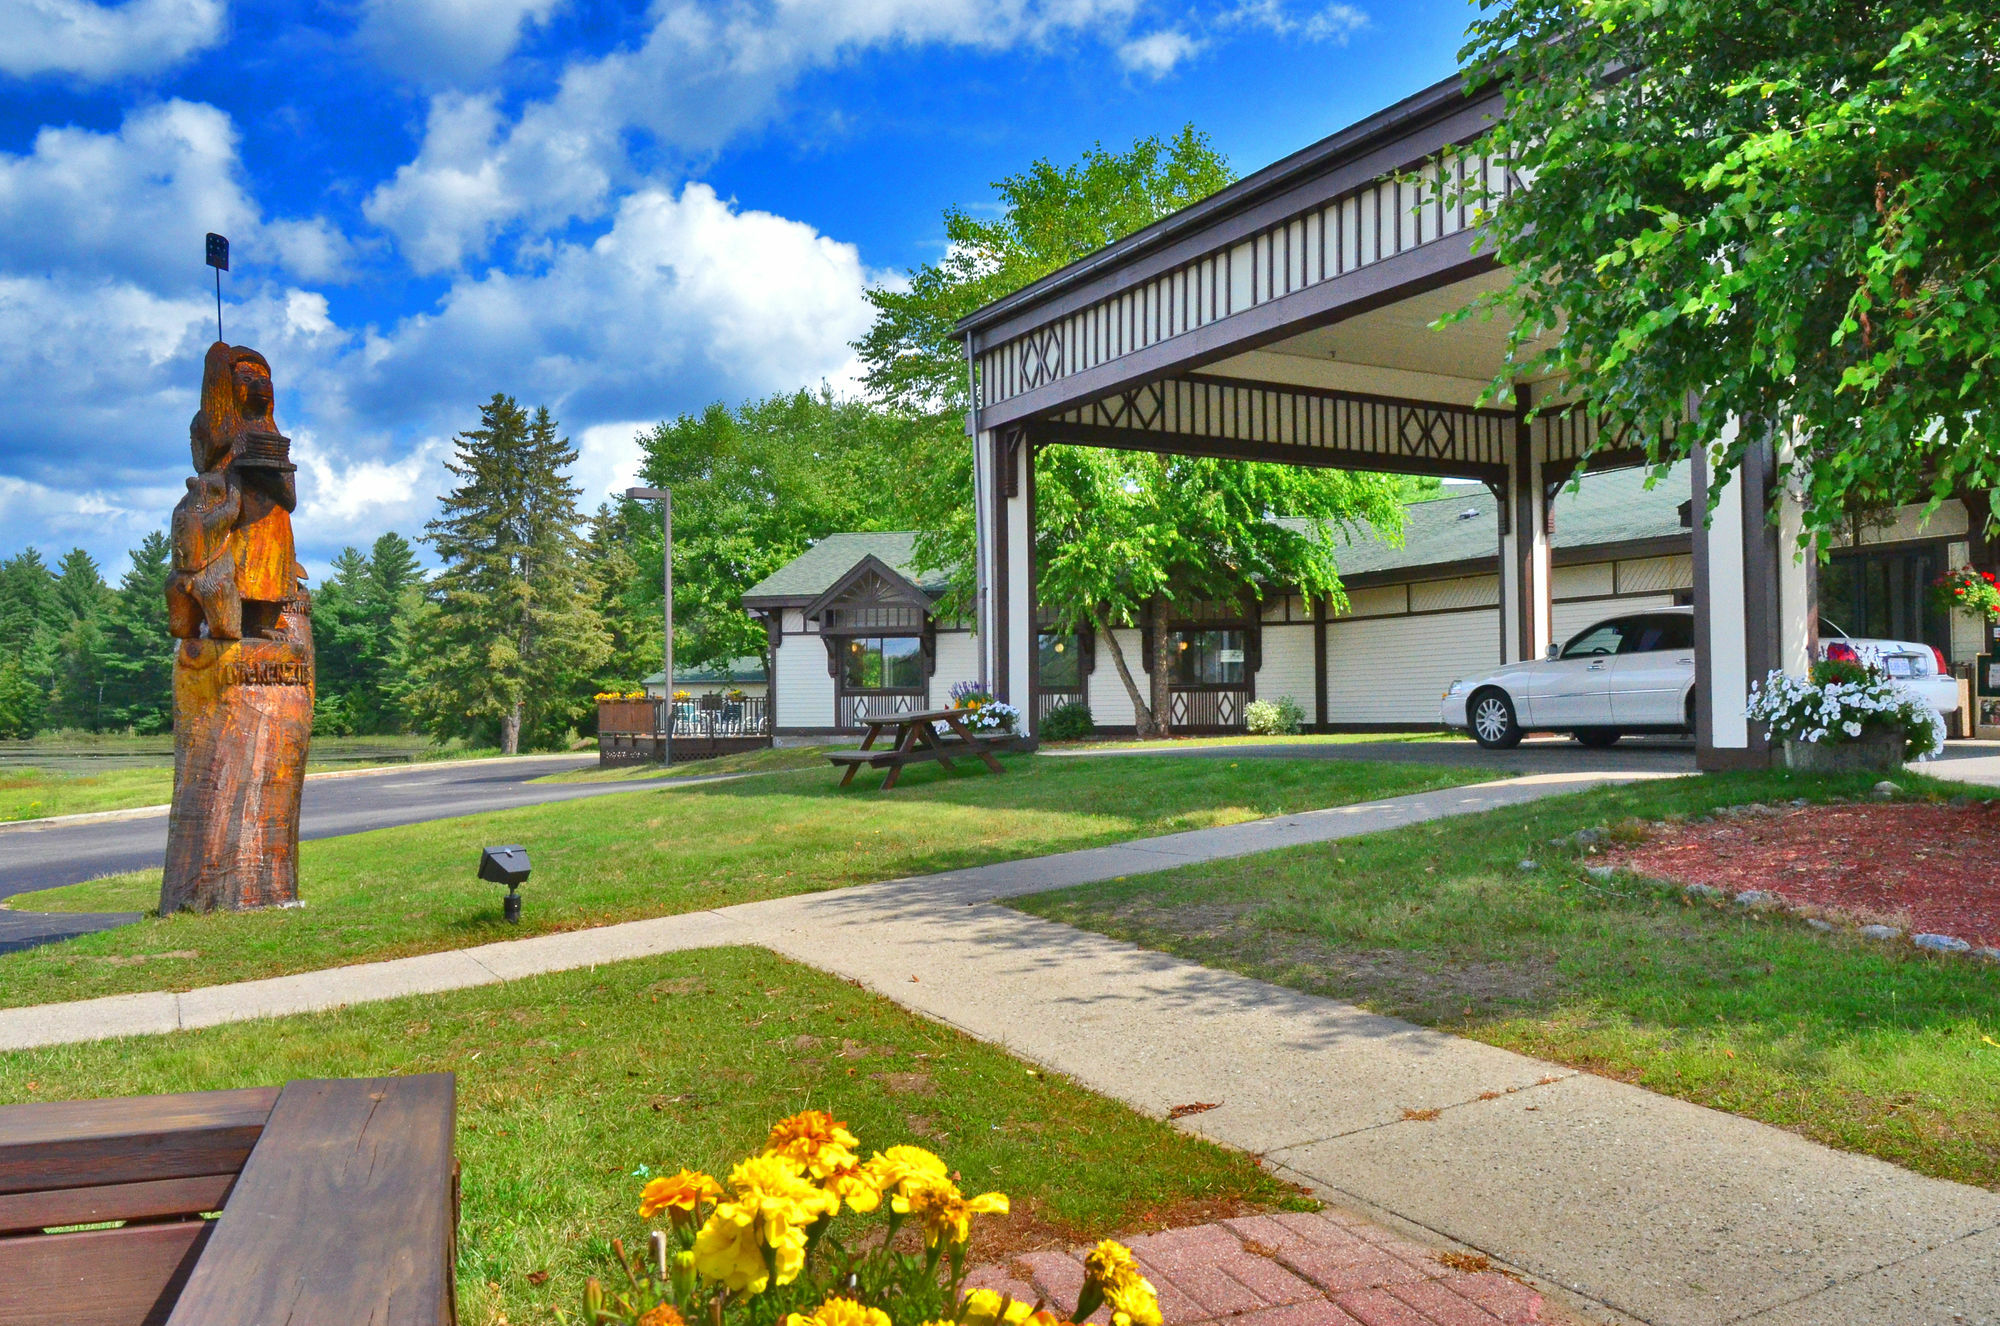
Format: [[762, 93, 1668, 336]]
[[1469, 689, 1523, 749], [1575, 728, 1622, 749], [1684, 690, 1698, 735]]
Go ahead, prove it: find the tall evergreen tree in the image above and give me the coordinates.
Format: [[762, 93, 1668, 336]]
[[0, 550, 59, 734], [409, 395, 609, 753], [98, 532, 175, 734]]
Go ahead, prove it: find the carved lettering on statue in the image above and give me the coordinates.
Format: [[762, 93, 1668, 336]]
[[162, 343, 316, 915]]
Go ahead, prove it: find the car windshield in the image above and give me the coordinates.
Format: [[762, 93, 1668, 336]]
[[1560, 622, 1623, 658]]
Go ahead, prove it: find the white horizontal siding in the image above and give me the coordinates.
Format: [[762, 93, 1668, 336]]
[[1325, 610, 1499, 724], [1616, 555, 1693, 594], [773, 634, 834, 730], [1257, 625, 1315, 709], [931, 630, 980, 708], [1086, 628, 1145, 728], [1553, 562, 1614, 599]]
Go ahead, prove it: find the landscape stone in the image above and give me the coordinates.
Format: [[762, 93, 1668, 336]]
[[1734, 890, 1777, 907], [1912, 933, 1971, 954], [1684, 884, 1724, 900], [1806, 918, 1834, 932], [1859, 924, 1903, 942], [1585, 865, 1615, 881], [1976, 948, 2000, 964], [1517, 860, 1536, 872], [1870, 780, 1902, 801], [1572, 827, 1608, 848]]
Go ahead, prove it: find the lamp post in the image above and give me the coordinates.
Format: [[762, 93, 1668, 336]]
[[626, 486, 672, 765]]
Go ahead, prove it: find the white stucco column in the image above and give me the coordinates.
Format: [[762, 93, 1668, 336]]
[[976, 429, 1034, 727], [1693, 422, 1814, 770], [972, 426, 994, 689]]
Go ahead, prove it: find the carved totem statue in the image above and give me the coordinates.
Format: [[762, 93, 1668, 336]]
[[161, 342, 315, 913]]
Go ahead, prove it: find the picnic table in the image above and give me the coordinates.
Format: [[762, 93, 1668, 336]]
[[827, 706, 1007, 789], [0, 1074, 457, 1326]]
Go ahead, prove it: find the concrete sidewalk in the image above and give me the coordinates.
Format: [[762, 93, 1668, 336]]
[[2, 767, 1993, 1324]]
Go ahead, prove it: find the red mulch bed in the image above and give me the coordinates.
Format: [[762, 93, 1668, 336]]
[[1608, 802, 2000, 947]]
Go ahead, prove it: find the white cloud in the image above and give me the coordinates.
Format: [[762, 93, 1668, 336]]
[[365, 0, 1143, 271], [0, 0, 227, 80], [356, 0, 565, 85], [1219, 0, 1367, 43], [1117, 28, 1202, 76], [572, 420, 650, 511]]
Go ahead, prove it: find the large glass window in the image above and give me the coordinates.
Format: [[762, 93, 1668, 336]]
[[1169, 629, 1247, 685], [1037, 632, 1082, 690], [1618, 614, 1694, 653], [841, 636, 924, 690], [1559, 621, 1624, 658], [1820, 547, 1947, 648]]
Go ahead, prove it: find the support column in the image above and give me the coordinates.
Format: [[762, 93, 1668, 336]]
[[1498, 403, 1553, 664], [985, 429, 1035, 728], [1693, 425, 1813, 770]]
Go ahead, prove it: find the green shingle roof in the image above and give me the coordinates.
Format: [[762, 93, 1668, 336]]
[[643, 655, 767, 686], [741, 466, 1691, 604], [1322, 463, 1690, 578], [740, 532, 952, 602]]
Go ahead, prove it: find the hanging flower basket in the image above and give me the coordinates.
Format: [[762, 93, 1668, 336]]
[[1930, 566, 2000, 624], [580, 1111, 1162, 1326]]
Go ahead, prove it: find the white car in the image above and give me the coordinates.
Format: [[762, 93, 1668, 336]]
[[1441, 607, 1958, 750]]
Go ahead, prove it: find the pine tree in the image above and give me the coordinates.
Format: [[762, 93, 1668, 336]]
[[0, 550, 58, 734], [99, 532, 175, 734], [409, 396, 609, 753]]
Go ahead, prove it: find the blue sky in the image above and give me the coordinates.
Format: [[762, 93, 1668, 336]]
[[0, 0, 1475, 580]]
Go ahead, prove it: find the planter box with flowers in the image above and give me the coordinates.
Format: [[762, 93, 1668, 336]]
[[1747, 659, 1946, 774], [943, 682, 1035, 752], [577, 1111, 1160, 1326]]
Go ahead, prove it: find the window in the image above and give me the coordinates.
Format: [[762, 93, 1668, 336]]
[[1820, 547, 1947, 649], [1619, 615, 1694, 653], [1560, 622, 1623, 658], [1037, 632, 1082, 690], [1169, 629, 1246, 685], [841, 636, 923, 690]]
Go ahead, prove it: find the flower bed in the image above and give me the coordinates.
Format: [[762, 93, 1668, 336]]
[[583, 1112, 1164, 1326], [1747, 660, 1945, 763]]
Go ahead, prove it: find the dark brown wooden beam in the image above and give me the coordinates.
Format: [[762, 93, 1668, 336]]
[[1026, 419, 1510, 484]]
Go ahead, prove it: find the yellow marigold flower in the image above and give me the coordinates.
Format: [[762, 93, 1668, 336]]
[[693, 1200, 788, 1294], [690, 1154, 834, 1294], [637, 1305, 685, 1326], [864, 1144, 949, 1200], [902, 1179, 1009, 1247], [823, 1163, 883, 1213], [727, 1154, 838, 1233], [764, 1110, 861, 1180], [959, 1289, 1037, 1326], [784, 1297, 892, 1326], [1083, 1241, 1161, 1326], [639, 1168, 724, 1221]]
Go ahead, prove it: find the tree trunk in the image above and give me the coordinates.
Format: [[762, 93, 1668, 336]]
[[1091, 605, 1159, 737], [1149, 594, 1175, 738], [501, 703, 521, 755]]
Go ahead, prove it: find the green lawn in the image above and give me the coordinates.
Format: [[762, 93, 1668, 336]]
[[0, 766, 177, 821], [0, 947, 1303, 1326], [1015, 769, 2000, 1190], [0, 753, 1487, 1009], [1059, 731, 1453, 752]]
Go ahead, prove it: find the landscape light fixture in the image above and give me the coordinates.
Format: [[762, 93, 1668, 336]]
[[478, 845, 531, 923], [204, 233, 229, 340]]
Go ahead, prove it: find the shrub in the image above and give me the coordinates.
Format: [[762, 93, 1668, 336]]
[[1244, 695, 1304, 736], [1040, 700, 1095, 741]]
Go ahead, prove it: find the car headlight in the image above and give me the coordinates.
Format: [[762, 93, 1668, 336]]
[[1443, 680, 1466, 699]]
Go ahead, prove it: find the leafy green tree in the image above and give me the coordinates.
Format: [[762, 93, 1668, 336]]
[[0, 549, 59, 733], [1459, 1, 2000, 537], [583, 501, 662, 697], [628, 387, 917, 671], [860, 128, 1410, 733], [409, 396, 609, 753], [98, 532, 175, 734], [0, 660, 38, 738]]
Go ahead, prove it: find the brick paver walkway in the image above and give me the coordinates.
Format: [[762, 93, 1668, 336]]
[[967, 1213, 1542, 1326]]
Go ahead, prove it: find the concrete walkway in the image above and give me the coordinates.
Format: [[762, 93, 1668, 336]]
[[3, 769, 1994, 1325]]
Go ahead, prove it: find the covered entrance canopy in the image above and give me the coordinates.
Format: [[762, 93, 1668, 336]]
[[959, 73, 1813, 771]]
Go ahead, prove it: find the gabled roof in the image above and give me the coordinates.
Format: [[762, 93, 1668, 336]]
[[802, 554, 934, 623], [741, 532, 952, 605]]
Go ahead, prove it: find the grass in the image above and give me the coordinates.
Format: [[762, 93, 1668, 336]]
[[535, 746, 836, 783], [0, 737, 546, 822], [0, 752, 1487, 1009], [1063, 731, 1454, 753], [0, 946, 1305, 1326], [1014, 768, 2000, 1190]]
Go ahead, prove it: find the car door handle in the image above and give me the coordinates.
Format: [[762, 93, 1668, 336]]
[[1587, 661, 1607, 671], [1677, 657, 1693, 664]]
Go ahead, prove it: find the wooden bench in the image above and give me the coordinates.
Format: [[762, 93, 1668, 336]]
[[0, 1074, 458, 1326], [828, 706, 1008, 789]]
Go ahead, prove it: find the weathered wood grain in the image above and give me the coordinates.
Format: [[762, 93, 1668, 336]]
[[164, 1074, 457, 1326], [0, 1088, 275, 1197], [0, 1220, 211, 1326], [0, 1174, 235, 1237]]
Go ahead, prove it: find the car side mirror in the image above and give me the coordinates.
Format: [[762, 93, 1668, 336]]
[[1545, 643, 1560, 660]]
